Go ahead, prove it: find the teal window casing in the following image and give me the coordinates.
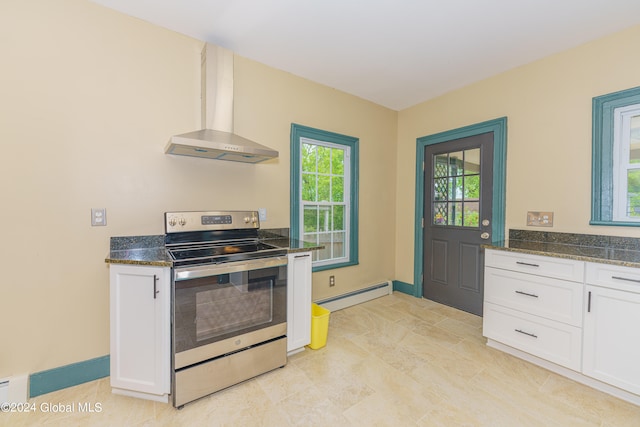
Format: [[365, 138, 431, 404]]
[[591, 86, 640, 226], [290, 123, 359, 271]]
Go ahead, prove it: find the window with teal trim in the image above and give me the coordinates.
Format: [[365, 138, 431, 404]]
[[290, 124, 358, 270], [592, 86, 640, 226]]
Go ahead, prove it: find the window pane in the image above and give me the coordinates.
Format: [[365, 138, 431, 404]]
[[332, 176, 344, 202], [318, 233, 332, 259], [434, 154, 448, 178], [451, 177, 463, 200], [333, 205, 344, 230], [464, 201, 480, 227], [434, 178, 448, 201], [332, 148, 344, 174], [318, 146, 331, 174], [464, 149, 481, 174], [433, 202, 447, 225], [303, 206, 318, 232], [449, 151, 463, 176], [449, 202, 463, 226], [627, 169, 640, 217], [318, 206, 331, 232], [302, 173, 316, 201], [302, 144, 317, 172], [464, 175, 480, 200], [630, 115, 640, 164], [303, 232, 317, 243], [318, 175, 330, 201], [332, 232, 346, 258]]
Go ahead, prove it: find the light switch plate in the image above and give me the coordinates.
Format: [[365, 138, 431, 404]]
[[91, 208, 107, 226], [527, 211, 553, 227], [258, 208, 267, 221]]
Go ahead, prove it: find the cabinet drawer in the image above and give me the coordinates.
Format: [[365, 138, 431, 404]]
[[484, 267, 583, 326], [483, 302, 582, 371], [585, 262, 640, 293], [485, 249, 584, 282]]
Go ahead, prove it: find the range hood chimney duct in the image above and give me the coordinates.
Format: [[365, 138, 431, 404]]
[[165, 44, 278, 163]]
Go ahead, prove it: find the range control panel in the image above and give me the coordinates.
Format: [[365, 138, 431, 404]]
[[165, 210, 259, 233], [201, 215, 233, 225]]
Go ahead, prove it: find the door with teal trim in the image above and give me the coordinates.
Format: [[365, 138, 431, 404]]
[[423, 132, 493, 315]]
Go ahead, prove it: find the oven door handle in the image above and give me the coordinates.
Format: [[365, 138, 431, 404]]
[[174, 256, 288, 281]]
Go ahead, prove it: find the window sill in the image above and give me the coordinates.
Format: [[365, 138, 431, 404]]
[[312, 260, 359, 273]]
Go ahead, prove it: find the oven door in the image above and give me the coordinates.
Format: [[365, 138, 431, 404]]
[[173, 256, 287, 369]]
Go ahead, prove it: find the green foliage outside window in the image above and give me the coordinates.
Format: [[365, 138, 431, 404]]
[[302, 142, 346, 236]]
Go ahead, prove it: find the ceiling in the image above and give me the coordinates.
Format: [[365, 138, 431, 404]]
[[91, 0, 640, 111]]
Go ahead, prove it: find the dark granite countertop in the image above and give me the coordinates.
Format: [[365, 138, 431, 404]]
[[484, 230, 640, 268], [258, 228, 323, 254], [105, 235, 172, 266], [105, 230, 322, 266]]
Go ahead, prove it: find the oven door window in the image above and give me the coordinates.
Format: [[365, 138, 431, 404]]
[[174, 264, 286, 354]]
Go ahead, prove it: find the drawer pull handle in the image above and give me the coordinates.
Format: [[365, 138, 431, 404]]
[[611, 275, 640, 284], [515, 290, 539, 298], [515, 329, 538, 338], [516, 261, 540, 267], [153, 274, 159, 299]]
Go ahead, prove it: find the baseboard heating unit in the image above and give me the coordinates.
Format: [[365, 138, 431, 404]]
[[315, 281, 393, 312]]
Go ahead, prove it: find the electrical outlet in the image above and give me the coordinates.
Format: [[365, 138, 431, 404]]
[[527, 211, 553, 227], [91, 208, 107, 226], [329, 275, 335, 287], [258, 208, 267, 221]]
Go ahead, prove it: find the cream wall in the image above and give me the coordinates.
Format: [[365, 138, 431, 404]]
[[0, 0, 397, 379], [395, 25, 640, 286]]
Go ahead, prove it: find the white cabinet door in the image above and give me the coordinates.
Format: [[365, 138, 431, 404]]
[[110, 264, 170, 397], [287, 252, 312, 352], [583, 284, 640, 395]]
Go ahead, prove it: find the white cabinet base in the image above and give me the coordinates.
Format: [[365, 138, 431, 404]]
[[486, 339, 640, 407], [287, 252, 312, 354], [112, 387, 169, 403], [287, 347, 306, 356], [110, 264, 170, 402]]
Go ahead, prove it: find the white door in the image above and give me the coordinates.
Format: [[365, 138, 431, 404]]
[[583, 285, 640, 395]]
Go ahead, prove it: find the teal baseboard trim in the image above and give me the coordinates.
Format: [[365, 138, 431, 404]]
[[393, 280, 416, 296], [30, 355, 110, 398]]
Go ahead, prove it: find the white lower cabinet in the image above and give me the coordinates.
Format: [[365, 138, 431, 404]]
[[583, 263, 640, 396], [287, 252, 312, 353], [483, 250, 584, 371], [484, 249, 640, 405], [109, 264, 170, 402]]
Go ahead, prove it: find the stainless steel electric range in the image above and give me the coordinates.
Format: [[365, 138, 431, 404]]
[[165, 210, 288, 408]]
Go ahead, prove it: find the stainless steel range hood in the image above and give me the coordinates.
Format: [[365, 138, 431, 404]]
[[165, 44, 278, 163]]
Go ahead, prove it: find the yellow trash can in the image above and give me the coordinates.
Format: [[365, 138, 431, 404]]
[[309, 303, 331, 349]]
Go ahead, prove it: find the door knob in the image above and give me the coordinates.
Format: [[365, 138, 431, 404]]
[[482, 219, 490, 226], [480, 232, 490, 240]]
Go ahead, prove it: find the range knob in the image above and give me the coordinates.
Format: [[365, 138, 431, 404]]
[[244, 216, 251, 223], [168, 217, 177, 227], [179, 217, 187, 226]]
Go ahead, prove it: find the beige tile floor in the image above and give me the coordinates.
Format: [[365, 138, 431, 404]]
[[3, 292, 640, 426]]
